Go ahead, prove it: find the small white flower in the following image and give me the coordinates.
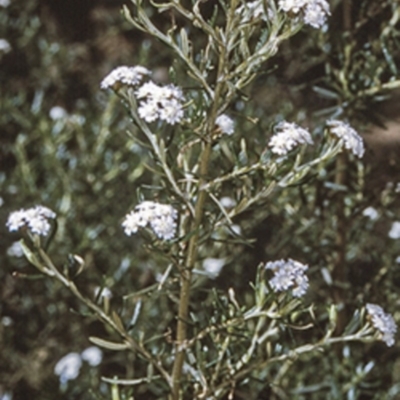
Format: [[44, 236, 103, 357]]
[[122, 201, 178, 241], [0, 0, 10, 7], [203, 258, 225, 279], [27, 207, 54, 233], [135, 201, 161, 223], [265, 258, 309, 297], [6, 205, 56, 236], [163, 84, 184, 101], [303, 0, 330, 28], [279, 0, 330, 28], [28, 215, 51, 235], [138, 100, 160, 123], [215, 114, 235, 135], [135, 81, 184, 125], [0, 39, 11, 53], [292, 272, 309, 297], [136, 81, 160, 99], [362, 207, 379, 221], [366, 303, 397, 347], [122, 212, 143, 236], [269, 121, 313, 156], [236, 1, 271, 23], [159, 98, 184, 125], [49, 106, 68, 120], [395, 183, 400, 193], [100, 65, 150, 90], [327, 120, 365, 158], [396, 256, 400, 264], [81, 346, 103, 367], [150, 214, 177, 241], [6, 209, 27, 231], [279, 0, 306, 13], [54, 352, 82, 384], [34, 205, 56, 219], [388, 221, 400, 239], [149, 203, 178, 240]]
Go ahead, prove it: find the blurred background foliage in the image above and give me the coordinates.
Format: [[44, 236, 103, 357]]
[[1, 0, 400, 399]]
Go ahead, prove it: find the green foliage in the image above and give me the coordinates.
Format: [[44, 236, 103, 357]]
[[1, 1, 400, 399]]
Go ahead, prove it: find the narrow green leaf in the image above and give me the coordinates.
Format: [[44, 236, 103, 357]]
[[312, 86, 339, 99], [102, 375, 161, 385], [179, 28, 190, 57], [20, 240, 49, 273], [89, 336, 129, 351]]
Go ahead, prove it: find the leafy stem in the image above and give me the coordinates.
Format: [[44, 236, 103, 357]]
[[170, 12, 232, 399], [31, 244, 173, 388]]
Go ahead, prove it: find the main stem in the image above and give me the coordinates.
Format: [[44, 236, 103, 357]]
[[332, 152, 347, 335], [170, 139, 213, 399], [169, 2, 237, 392], [333, 0, 352, 336], [171, 72, 226, 400]]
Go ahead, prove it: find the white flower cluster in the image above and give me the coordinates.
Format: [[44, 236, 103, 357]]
[[54, 347, 103, 384], [100, 65, 150, 90], [0, 0, 10, 7], [366, 303, 397, 347], [327, 120, 365, 158], [136, 81, 185, 125], [101, 66, 184, 125], [122, 201, 178, 241], [6, 205, 56, 236], [236, 1, 271, 23], [215, 114, 235, 135], [279, 0, 330, 28], [269, 121, 313, 156], [265, 258, 309, 297]]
